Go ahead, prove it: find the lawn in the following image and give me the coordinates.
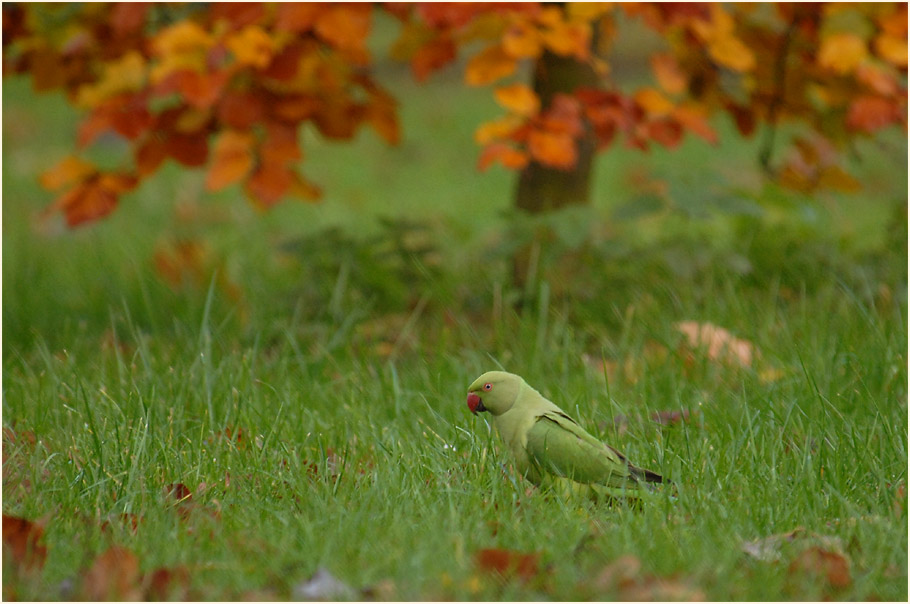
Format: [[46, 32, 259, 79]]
[[2, 19, 908, 600]]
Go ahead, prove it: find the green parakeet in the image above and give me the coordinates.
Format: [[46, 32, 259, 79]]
[[466, 371, 666, 500]]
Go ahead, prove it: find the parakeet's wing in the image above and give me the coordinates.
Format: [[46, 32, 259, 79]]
[[525, 411, 651, 489]]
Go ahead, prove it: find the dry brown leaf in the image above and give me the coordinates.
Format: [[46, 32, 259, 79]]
[[676, 321, 754, 367], [2, 515, 47, 572], [788, 546, 851, 590], [82, 546, 143, 601], [145, 565, 191, 600]]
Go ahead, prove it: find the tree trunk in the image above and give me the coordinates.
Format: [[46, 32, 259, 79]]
[[512, 30, 600, 292]]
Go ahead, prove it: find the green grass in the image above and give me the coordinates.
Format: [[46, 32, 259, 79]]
[[2, 16, 908, 599]]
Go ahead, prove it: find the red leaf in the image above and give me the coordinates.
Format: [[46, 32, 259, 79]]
[[2, 515, 47, 572], [110, 3, 149, 38], [146, 566, 191, 601], [411, 36, 457, 82], [474, 548, 541, 582], [217, 90, 265, 130], [165, 132, 209, 167], [50, 172, 137, 227], [260, 122, 301, 165], [846, 95, 901, 134], [647, 117, 684, 148], [211, 2, 265, 30], [315, 5, 371, 56], [135, 136, 168, 176]]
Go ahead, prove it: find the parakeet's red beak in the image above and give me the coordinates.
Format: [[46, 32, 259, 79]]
[[467, 392, 486, 414]]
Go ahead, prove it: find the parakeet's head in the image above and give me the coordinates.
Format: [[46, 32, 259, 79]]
[[466, 371, 523, 416]]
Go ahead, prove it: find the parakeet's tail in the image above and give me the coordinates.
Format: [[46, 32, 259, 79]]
[[630, 464, 668, 484]]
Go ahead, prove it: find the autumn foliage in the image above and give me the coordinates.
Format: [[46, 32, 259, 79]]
[[2, 2, 906, 226]]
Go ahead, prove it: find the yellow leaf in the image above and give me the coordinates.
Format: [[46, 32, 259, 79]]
[[39, 155, 96, 191], [566, 3, 612, 22], [75, 51, 146, 108], [818, 33, 868, 75], [465, 44, 516, 86], [502, 19, 542, 59], [708, 33, 756, 72], [226, 26, 275, 69], [493, 84, 540, 117]]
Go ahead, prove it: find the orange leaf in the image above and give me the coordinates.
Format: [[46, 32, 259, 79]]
[[651, 52, 688, 95], [465, 44, 517, 86], [818, 33, 868, 75], [874, 33, 908, 67], [245, 164, 294, 208], [494, 83, 540, 117], [673, 104, 718, 144], [528, 129, 577, 169], [315, 5, 372, 56], [855, 64, 900, 96], [82, 546, 142, 601], [2, 515, 47, 572], [477, 142, 529, 171], [474, 115, 523, 144], [39, 155, 96, 191], [275, 3, 323, 33], [846, 95, 900, 133], [635, 87, 674, 117], [206, 130, 254, 191], [260, 122, 301, 165]]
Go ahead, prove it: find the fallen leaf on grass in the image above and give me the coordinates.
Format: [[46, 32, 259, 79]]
[[788, 545, 851, 590], [676, 321, 753, 367], [293, 567, 357, 601], [82, 546, 143, 601], [741, 527, 844, 562], [2, 514, 47, 572], [650, 408, 695, 426], [145, 565, 191, 600], [474, 547, 541, 582], [592, 555, 705, 601]]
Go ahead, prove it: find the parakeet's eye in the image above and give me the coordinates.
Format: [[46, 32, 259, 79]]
[[483, 383, 493, 391]]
